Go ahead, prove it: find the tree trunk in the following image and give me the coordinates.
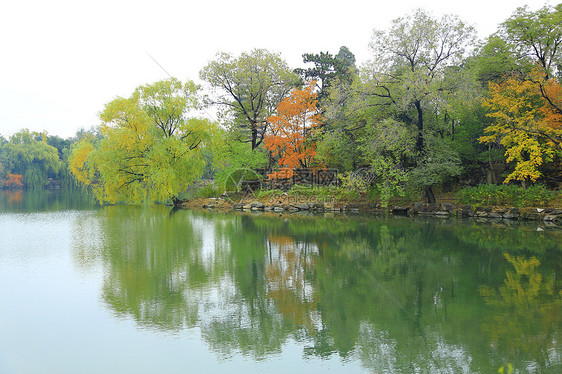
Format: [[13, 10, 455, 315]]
[[415, 100, 434, 204], [171, 196, 188, 207], [425, 186, 436, 204], [414, 100, 424, 152], [251, 126, 258, 150]]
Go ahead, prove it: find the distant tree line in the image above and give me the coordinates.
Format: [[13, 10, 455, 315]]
[[0, 128, 95, 190]]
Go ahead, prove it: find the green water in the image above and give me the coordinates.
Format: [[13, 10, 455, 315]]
[[0, 190, 561, 373]]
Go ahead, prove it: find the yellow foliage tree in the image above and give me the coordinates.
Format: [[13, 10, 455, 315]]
[[480, 73, 562, 185], [69, 79, 209, 205]]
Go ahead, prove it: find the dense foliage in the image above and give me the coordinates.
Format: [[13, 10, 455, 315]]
[[0, 129, 70, 189], [68, 79, 210, 205], [264, 80, 322, 175], [456, 183, 559, 207], [2, 3, 561, 206]]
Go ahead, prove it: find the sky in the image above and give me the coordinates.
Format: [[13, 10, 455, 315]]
[[0, 0, 553, 139]]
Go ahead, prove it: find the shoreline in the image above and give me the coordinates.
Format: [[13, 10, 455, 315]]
[[176, 197, 562, 224]]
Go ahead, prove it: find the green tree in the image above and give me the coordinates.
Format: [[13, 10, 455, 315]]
[[2, 129, 61, 189], [299, 47, 360, 171], [357, 9, 475, 201], [335, 46, 356, 74], [294, 46, 356, 101], [315, 71, 366, 171], [69, 78, 210, 205], [500, 4, 562, 117], [0, 135, 7, 181], [207, 124, 268, 193], [407, 136, 463, 201], [471, 36, 522, 85], [500, 4, 562, 79], [360, 119, 416, 206], [45, 134, 71, 160], [368, 9, 476, 153], [200, 49, 298, 150]]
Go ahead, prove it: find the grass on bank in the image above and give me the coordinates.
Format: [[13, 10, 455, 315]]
[[455, 184, 561, 208], [185, 181, 562, 209]]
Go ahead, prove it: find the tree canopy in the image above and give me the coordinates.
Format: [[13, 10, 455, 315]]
[[477, 4, 562, 186], [294, 46, 356, 100], [368, 8, 476, 152], [4, 2, 562, 202], [264, 80, 322, 174], [1, 129, 61, 189], [69, 78, 210, 205], [200, 49, 298, 150]]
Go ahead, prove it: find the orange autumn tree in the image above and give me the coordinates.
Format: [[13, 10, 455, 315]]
[[480, 71, 562, 185], [264, 80, 322, 178], [4, 173, 24, 190]]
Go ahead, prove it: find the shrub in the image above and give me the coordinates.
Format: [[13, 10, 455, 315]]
[[255, 189, 284, 200], [193, 183, 220, 198], [456, 184, 558, 207], [4, 173, 24, 189]]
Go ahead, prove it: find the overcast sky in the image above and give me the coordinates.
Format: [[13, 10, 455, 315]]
[[0, 0, 553, 139]]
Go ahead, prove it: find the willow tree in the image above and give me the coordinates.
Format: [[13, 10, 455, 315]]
[[69, 78, 209, 205], [2, 129, 61, 189]]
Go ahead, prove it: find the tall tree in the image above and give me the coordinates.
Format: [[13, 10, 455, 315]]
[[501, 4, 562, 78], [0, 135, 7, 182], [471, 36, 521, 85], [200, 49, 298, 150], [69, 78, 209, 205], [368, 9, 476, 153], [358, 9, 475, 202], [359, 119, 416, 206], [500, 4, 562, 114], [294, 46, 356, 101], [316, 76, 368, 171], [476, 4, 562, 186]]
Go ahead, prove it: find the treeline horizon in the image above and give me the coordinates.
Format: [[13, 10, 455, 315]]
[[1, 3, 561, 206]]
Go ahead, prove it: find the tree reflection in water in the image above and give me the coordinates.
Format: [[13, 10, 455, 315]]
[[72, 208, 562, 372], [480, 253, 562, 370]]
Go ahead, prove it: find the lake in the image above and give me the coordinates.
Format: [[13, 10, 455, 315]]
[[0, 190, 560, 373]]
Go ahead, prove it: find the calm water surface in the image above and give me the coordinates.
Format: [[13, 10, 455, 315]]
[[0, 190, 561, 373]]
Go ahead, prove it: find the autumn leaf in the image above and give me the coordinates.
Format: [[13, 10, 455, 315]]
[[480, 73, 562, 184], [4, 173, 23, 189], [264, 81, 322, 176]]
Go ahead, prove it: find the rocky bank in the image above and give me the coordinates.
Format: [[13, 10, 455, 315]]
[[178, 198, 562, 224]]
